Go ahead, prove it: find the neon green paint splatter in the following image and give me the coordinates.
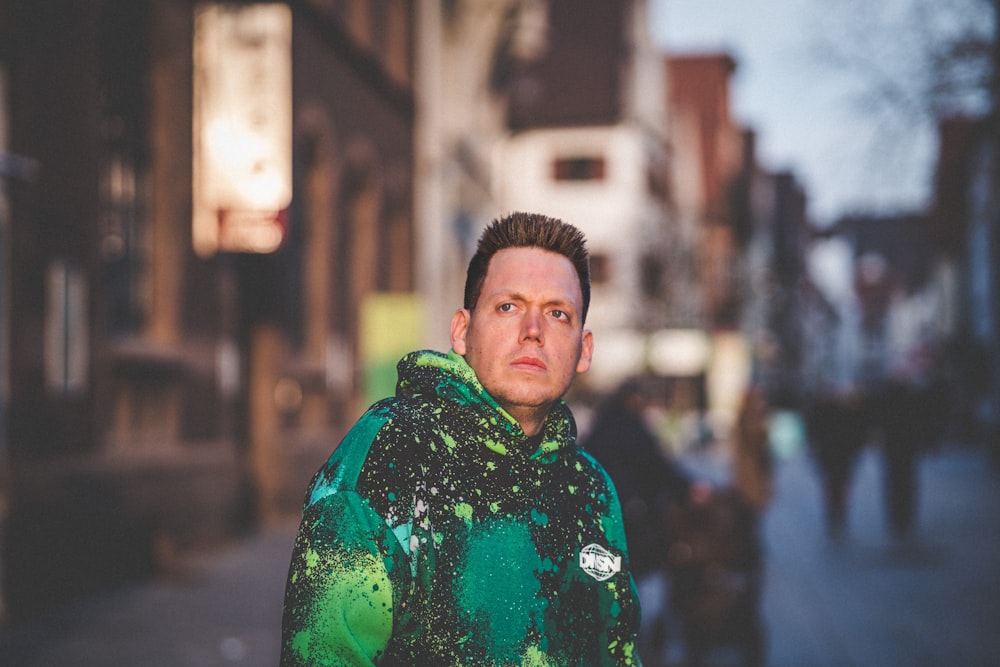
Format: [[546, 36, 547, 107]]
[[291, 631, 312, 661], [522, 645, 556, 666], [295, 550, 393, 663], [455, 502, 473, 523]]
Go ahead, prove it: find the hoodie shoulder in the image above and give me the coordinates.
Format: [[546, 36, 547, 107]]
[[304, 401, 396, 507]]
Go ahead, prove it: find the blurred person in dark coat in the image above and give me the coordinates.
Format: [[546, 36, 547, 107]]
[[581, 378, 709, 661], [872, 342, 948, 540], [805, 386, 870, 540]]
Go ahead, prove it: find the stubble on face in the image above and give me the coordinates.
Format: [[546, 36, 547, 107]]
[[450, 247, 593, 435]]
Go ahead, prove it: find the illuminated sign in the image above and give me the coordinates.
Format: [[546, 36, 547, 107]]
[[193, 3, 292, 255]]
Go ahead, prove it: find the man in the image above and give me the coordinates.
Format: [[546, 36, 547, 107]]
[[280, 212, 643, 666]]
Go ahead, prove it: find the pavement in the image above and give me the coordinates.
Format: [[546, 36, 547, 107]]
[[758, 442, 1000, 667], [0, 442, 998, 666]]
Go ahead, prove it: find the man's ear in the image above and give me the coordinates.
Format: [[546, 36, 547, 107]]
[[450, 309, 470, 355], [576, 329, 594, 373]]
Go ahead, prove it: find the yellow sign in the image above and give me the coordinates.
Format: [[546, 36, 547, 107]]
[[361, 294, 423, 405]]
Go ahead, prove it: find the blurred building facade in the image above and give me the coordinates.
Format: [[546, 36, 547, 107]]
[[0, 0, 417, 616], [666, 52, 816, 433], [414, 0, 554, 352], [493, 0, 675, 392], [929, 115, 1000, 455], [666, 54, 743, 332], [834, 214, 942, 380], [664, 52, 746, 434]]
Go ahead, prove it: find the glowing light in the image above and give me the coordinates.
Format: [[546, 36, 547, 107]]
[[193, 3, 292, 255]]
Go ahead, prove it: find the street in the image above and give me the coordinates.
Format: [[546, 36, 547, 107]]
[[760, 443, 1000, 667], [0, 443, 998, 666]]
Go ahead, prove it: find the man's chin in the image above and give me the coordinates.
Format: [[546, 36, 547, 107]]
[[494, 390, 560, 414]]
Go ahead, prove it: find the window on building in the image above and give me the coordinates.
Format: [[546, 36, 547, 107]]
[[346, 0, 373, 49], [552, 156, 606, 181], [383, 2, 410, 85], [646, 155, 670, 202], [640, 254, 663, 299], [99, 0, 151, 335], [45, 260, 89, 396], [589, 253, 611, 284]]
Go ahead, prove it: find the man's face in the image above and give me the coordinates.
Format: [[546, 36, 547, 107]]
[[450, 247, 593, 433]]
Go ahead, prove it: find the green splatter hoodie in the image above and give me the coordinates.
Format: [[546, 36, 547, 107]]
[[280, 350, 642, 666]]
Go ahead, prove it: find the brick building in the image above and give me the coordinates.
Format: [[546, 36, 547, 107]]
[[0, 0, 415, 616]]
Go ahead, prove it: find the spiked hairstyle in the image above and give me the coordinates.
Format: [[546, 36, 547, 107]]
[[463, 212, 591, 324]]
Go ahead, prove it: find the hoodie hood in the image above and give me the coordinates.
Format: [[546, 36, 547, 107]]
[[395, 350, 577, 462]]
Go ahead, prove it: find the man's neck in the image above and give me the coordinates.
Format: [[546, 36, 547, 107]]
[[507, 405, 552, 437]]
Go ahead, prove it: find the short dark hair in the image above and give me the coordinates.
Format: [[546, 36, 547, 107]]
[[464, 212, 591, 323]]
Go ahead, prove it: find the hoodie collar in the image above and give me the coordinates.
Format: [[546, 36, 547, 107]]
[[396, 350, 576, 460]]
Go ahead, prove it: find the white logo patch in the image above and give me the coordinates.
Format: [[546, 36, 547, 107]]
[[579, 543, 622, 581]]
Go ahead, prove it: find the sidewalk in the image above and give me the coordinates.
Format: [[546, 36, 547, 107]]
[[0, 519, 298, 667], [0, 444, 998, 666], [760, 443, 1000, 667]]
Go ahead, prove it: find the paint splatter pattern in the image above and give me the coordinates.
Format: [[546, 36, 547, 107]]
[[281, 350, 641, 666]]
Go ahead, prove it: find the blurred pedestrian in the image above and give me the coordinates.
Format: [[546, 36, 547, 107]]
[[872, 343, 948, 540], [805, 388, 869, 540], [732, 383, 774, 518], [581, 378, 709, 663]]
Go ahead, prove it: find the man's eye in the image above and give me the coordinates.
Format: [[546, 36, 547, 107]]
[[498, 303, 515, 312], [550, 309, 568, 320]]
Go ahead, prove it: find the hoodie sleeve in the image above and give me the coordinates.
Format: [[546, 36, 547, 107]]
[[279, 490, 399, 666]]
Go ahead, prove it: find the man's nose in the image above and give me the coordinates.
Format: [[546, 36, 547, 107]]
[[521, 310, 543, 343]]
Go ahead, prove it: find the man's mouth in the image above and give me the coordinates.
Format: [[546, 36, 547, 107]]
[[512, 356, 547, 371]]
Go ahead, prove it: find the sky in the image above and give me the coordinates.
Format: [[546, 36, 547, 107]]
[[650, 0, 941, 227]]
